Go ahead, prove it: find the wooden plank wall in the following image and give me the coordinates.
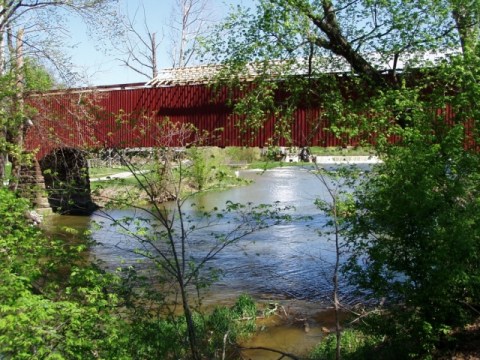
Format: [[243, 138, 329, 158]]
[[24, 83, 411, 159]]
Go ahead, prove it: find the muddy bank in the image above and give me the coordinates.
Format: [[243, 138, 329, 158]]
[[240, 302, 348, 359]]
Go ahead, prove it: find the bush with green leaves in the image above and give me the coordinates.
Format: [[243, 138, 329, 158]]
[[309, 329, 382, 360], [225, 147, 261, 163], [186, 147, 232, 190], [0, 188, 129, 359], [123, 316, 189, 359], [117, 292, 257, 359], [344, 124, 480, 356], [201, 294, 257, 358]]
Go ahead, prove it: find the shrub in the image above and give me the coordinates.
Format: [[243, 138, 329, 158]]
[[309, 329, 381, 360], [202, 294, 257, 358], [0, 188, 129, 359]]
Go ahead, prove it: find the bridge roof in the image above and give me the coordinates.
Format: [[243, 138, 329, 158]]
[[147, 65, 226, 86], [147, 50, 459, 87]]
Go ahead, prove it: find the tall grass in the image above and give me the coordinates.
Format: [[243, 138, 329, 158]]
[[309, 329, 382, 360]]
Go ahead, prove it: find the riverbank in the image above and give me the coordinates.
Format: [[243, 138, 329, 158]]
[[246, 156, 381, 172], [87, 154, 380, 208], [312, 155, 382, 164]]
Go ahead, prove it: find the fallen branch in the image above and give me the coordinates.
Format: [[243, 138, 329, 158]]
[[347, 307, 386, 326], [460, 301, 480, 316], [239, 346, 302, 360]]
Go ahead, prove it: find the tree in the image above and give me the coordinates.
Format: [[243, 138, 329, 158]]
[[344, 121, 480, 356], [203, 0, 476, 140], [0, 0, 119, 84], [313, 166, 358, 360], [168, 0, 216, 68], [209, 0, 476, 75], [204, 0, 480, 356], [2, 27, 24, 190], [450, 0, 480, 54], [0, 0, 119, 187], [112, 2, 162, 79], [0, 187, 131, 359], [110, 0, 216, 81], [92, 117, 292, 359]]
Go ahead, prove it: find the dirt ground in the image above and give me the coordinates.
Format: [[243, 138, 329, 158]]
[[436, 319, 480, 359]]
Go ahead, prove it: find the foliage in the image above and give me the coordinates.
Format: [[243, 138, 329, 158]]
[[187, 146, 226, 190], [24, 58, 55, 91], [309, 146, 374, 156], [312, 164, 360, 359], [343, 122, 480, 355], [120, 292, 257, 359], [224, 146, 262, 163], [1, 290, 128, 360], [122, 314, 189, 359], [184, 146, 252, 191], [0, 189, 47, 282], [0, 187, 261, 360], [90, 148, 248, 204], [309, 329, 382, 360], [0, 188, 129, 359], [202, 0, 477, 148], [202, 294, 257, 358]]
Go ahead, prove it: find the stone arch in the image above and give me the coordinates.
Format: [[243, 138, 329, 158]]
[[39, 147, 98, 215]]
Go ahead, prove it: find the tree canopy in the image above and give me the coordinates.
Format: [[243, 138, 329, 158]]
[[207, 0, 476, 74], [201, 0, 478, 147], [0, 0, 120, 84]]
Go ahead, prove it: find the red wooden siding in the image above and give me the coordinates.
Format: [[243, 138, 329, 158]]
[[24, 83, 460, 160]]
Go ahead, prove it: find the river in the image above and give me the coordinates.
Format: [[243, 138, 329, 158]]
[[45, 165, 365, 358]]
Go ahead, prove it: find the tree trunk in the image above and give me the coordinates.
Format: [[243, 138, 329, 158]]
[[8, 28, 24, 191], [179, 281, 201, 360], [333, 200, 342, 360], [151, 32, 158, 79], [0, 148, 5, 181], [0, 20, 6, 182], [334, 273, 342, 360], [451, 1, 479, 55], [307, 0, 388, 88]]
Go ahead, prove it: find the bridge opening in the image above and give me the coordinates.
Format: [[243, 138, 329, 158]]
[[39, 147, 98, 215]]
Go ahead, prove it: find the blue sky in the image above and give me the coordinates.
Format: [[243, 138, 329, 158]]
[[66, 0, 254, 86]]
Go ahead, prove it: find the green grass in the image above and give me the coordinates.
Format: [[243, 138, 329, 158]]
[[247, 160, 311, 170], [88, 166, 130, 178], [309, 146, 374, 156], [90, 176, 143, 190], [5, 162, 11, 178], [309, 329, 382, 360]]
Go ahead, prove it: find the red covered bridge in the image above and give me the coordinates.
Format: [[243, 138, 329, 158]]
[[20, 65, 463, 214], [25, 82, 348, 160], [24, 66, 371, 214]]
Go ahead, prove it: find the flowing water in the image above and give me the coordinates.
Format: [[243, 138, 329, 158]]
[[45, 165, 365, 358]]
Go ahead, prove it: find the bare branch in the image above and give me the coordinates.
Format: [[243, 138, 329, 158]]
[[239, 346, 301, 360], [168, 0, 216, 68], [112, 2, 162, 79]]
